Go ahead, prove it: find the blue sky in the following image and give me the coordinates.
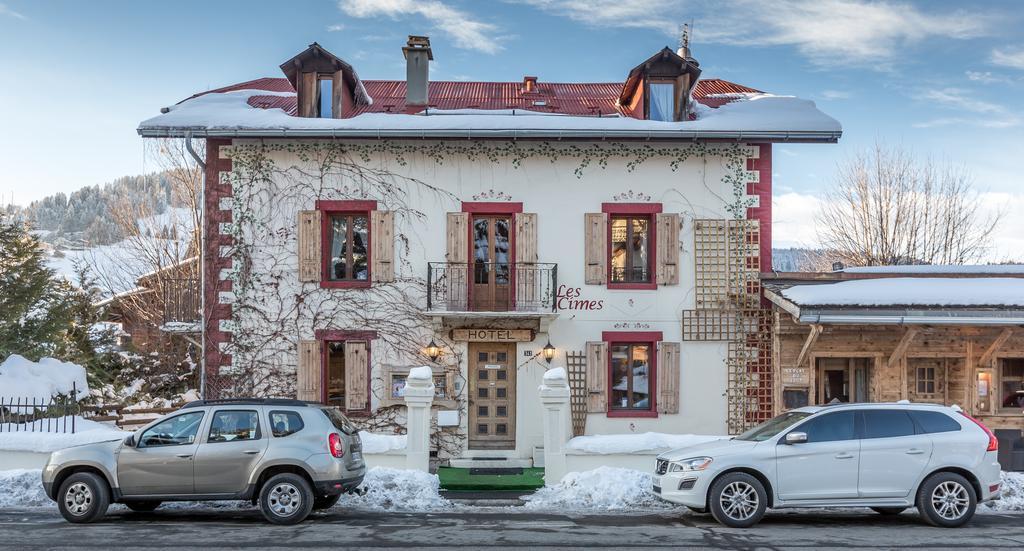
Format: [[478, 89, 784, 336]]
[[1, 0, 1022, 255]]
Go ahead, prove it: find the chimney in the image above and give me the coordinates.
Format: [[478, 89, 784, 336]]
[[523, 76, 538, 93], [403, 35, 433, 106], [676, 23, 694, 61]]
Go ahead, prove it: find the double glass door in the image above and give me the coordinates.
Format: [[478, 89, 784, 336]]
[[471, 215, 511, 311]]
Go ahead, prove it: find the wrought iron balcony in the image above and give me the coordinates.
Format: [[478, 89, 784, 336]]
[[427, 262, 557, 313], [162, 278, 201, 325]]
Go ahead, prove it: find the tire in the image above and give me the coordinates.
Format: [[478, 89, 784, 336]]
[[259, 473, 314, 525], [708, 472, 768, 528], [312, 494, 341, 511], [917, 472, 977, 528], [56, 472, 110, 523], [125, 501, 162, 512], [871, 506, 907, 516], [687, 506, 708, 514]]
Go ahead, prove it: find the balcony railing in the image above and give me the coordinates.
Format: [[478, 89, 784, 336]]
[[427, 262, 557, 313], [162, 278, 201, 324]]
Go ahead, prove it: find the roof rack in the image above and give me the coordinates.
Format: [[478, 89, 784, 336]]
[[180, 398, 313, 409]]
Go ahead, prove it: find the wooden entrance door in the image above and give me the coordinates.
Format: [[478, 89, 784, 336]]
[[468, 342, 516, 449], [816, 357, 870, 404], [471, 215, 512, 311]]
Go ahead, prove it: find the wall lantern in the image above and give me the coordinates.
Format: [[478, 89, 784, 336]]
[[542, 340, 557, 364], [425, 339, 441, 362]]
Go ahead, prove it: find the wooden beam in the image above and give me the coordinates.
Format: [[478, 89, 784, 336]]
[[978, 328, 1013, 368], [795, 324, 823, 368], [887, 327, 919, 370]]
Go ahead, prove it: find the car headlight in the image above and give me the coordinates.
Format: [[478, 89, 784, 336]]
[[669, 457, 713, 472]]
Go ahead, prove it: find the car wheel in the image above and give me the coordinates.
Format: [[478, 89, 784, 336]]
[[686, 506, 708, 514], [125, 501, 162, 512], [708, 473, 767, 528], [917, 472, 977, 528], [57, 472, 110, 523], [259, 473, 314, 525], [312, 494, 341, 510], [871, 506, 907, 515]]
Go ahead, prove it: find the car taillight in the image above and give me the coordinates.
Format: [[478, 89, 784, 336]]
[[961, 412, 998, 452], [329, 433, 345, 458]]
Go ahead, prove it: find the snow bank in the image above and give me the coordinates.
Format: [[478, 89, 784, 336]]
[[359, 431, 407, 454], [843, 264, 1024, 275], [524, 467, 673, 511], [0, 470, 51, 508], [0, 417, 127, 452], [781, 278, 1024, 307], [336, 467, 451, 511], [983, 471, 1024, 512], [567, 432, 725, 454], [0, 355, 88, 402]]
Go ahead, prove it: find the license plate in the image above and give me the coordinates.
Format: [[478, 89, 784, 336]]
[[653, 485, 661, 494]]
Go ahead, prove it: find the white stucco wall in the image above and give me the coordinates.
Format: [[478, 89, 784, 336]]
[[224, 139, 762, 460]]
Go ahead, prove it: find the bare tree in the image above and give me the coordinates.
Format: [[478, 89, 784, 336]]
[[816, 143, 1001, 266]]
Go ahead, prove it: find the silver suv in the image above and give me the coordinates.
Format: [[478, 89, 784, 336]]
[[654, 403, 1001, 528], [42, 399, 366, 524]]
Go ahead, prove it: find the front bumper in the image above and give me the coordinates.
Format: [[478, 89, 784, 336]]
[[653, 471, 714, 509]]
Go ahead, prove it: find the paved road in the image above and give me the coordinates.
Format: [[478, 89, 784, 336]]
[[1, 507, 1022, 550]]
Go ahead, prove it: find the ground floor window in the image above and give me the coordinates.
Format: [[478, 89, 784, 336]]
[[916, 365, 937, 394], [816, 357, 870, 404], [1000, 358, 1024, 410], [326, 341, 346, 408], [609, 342, 653, 411]]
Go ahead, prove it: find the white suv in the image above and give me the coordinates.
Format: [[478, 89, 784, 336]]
[[654, 403, 1001, 528]]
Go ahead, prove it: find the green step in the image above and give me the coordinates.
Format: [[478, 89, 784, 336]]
[[437, 466, 546, 491]]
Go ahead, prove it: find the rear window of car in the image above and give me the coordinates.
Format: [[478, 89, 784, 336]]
[[321, 407, 357, 434], [269, 410, 305, 437], [909, 410, 962, 434], [861, 410, 916, 439]]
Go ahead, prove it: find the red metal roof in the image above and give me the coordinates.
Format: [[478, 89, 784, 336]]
[[187, 77, 761, 118]]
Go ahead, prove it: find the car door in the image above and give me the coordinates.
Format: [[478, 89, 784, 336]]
[[192, 408, 269, 495], [776, 410, 859, 500], [857, 409, 933, 498], [117, 410, 206, 496]]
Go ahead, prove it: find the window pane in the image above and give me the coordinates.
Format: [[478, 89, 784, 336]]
[[494, 218, 510, 284], [319, 78, 333, 118], [629, 218, 649, 282], [209, 410, 260, 442], [649, 82, 675, 122], [610, 218, 628, 283], [140, 412, 204, 447], [352, 215, 369, 280], [327, 342, 345, 407], [909, 411, 961, 434], [799, 411, 855, 443], [1001, 359, 1024, 408], [609, 216, 650, 283], [330, 215, 348, 280], [862, 410, 916, 439], [269, 411, 305, 437], [610, 343, 651, 410], [473, 218, 489, 284]]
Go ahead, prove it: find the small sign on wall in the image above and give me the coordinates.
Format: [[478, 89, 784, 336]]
[[450, 328, 534, 342]]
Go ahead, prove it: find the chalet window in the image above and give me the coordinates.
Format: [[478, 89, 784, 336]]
[[648, 82, 675, 122], [319, 78, 334, 118], [916, 366, 936, 394], [610, 215, 652, 284], [610, 342, 653, 412], [318, 339, 370, 412], [327, 213, 369, 282], [326, 341, 347, 408], [999, 358, 1024, 410]]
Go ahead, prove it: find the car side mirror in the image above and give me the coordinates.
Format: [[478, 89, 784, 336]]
[[785, 432, 808, 445], [125, 434, 136, 447]]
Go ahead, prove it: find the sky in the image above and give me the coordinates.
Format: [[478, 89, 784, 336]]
[[0, 0, 1022, 258]]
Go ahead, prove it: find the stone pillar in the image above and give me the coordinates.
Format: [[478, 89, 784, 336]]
[[403, 366, 436, 472], [539, 367, 572, 486]]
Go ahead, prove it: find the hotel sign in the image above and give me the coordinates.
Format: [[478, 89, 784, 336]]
[[450, 329, 534, 342]]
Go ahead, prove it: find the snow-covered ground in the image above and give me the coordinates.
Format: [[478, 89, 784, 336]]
[[525, 467, 672, 512], [0, 355, 88, 403], [567, 433, 725, 454]]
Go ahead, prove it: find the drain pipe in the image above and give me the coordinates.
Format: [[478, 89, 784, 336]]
[[183, 133, 208, 399]]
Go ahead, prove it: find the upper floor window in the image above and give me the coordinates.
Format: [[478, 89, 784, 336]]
[[610, 215, 651, 284], [648, 82, 675, 122], [328, 213, 369, 282], [319, 78, 334, 118]]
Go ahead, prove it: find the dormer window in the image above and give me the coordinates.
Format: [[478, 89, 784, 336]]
[[648, 82, 675, 122], [279, 42, 372, 119], [319, 78, 334, 118], [618, 47, 701, 122]]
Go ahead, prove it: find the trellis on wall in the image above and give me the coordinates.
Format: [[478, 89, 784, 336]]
[[566, 350, 588, 437]]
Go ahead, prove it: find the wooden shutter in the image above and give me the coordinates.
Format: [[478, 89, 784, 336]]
[[657, 342, 681, 414], [445, 369, 456, 401], [345, 341, 369, 411], [584, 213, 607, 285], [299, 72, 318, 117], [331, 69, 344, 119], [298, 210, 322, 282], [585, 341, 608, 413], [371, 210, 394, 283], [515, 213, 538, 264], [656, 213, 680, 285], [297, 340, 321, 402], [446, 212, 469, 263]]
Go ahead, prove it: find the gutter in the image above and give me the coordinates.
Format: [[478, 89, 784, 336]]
[[797, 313, 1024, 326], [183, 134, 208, 400], [138, 127, 842, 143]]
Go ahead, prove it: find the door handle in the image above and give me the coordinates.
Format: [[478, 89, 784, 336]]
[[906, 448, 925, 455], [176, 453, 193, 459], [835, 452, 855, 459], [242, 450, 260, 455]]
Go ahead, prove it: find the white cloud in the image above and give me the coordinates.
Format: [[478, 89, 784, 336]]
[[327, 23, 346, 32], [772, 192, 825, 249], [991, 47, 1024, 70], [514, 0, 992, 69], [922, 87, 1003, 114], [912, 117, 1021, 129], [0, 3, 26, 19], [821, 90, 851, 100], [339, 0, 502, 54], [965, 70, 1009, 84], [913, 87, 1019, 128]]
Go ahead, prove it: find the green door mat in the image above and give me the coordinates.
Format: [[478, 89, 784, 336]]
[[438, 467, 546, 491]]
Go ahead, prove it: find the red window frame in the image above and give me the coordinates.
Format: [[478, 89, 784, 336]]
[[317, 200, 376, 289], [603, 330, 662, 418], [462, 202, 522, 310], [602, 203, 661, 290], [315, 329, 377, 416]]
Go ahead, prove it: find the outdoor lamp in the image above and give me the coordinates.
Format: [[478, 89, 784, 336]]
[[425, 339, 441, 362], [542, 340, 557, 364]]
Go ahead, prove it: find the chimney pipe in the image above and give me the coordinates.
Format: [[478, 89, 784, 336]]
[[403, 35, 433, 107], [523, 76, 538, 93]]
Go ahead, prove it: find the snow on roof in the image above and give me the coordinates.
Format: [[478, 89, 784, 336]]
[[842, 264, 1024, 275], [138, 89, 841, 140], [780, 277, 1024, 308]]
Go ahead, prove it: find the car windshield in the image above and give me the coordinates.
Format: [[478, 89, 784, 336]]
[[734, 411, 812, 442]]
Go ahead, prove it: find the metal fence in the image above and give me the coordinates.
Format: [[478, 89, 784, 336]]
[[426, 262, 558, 312], [0, 383, 81, 434]]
